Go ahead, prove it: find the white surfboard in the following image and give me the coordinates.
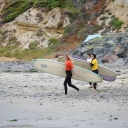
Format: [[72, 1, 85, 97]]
[[32, 59, 102, 83], [58, 56, 117, 82]]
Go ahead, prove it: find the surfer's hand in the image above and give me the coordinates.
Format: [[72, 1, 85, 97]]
[[76, 73, 80, 77]]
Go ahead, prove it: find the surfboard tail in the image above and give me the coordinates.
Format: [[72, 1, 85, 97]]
[[99, 74, 116, 82]]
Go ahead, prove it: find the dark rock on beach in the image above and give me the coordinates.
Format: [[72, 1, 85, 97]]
[[0, 61, 36, 72]]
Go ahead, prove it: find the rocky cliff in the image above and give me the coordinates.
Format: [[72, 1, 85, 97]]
[[1, 6, 70, 49], [107, 0, 128, 31], [0, 0, 5, 22]]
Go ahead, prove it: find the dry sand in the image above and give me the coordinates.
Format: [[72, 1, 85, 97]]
[[0, 57, 19, 62], [0, 66, 128, 128]]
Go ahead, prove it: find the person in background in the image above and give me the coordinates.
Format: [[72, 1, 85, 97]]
[[63, 54, 80, 97], [89, 54, 98, 90], [86, 53, 93, 88], [54, 54, 60, 58], [87, 53, 92, 63]]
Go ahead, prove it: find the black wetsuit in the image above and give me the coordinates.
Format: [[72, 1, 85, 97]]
[[64, 70, 79, 95]]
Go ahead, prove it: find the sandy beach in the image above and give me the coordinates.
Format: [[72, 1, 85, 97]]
[[0, 61, 128, 128]]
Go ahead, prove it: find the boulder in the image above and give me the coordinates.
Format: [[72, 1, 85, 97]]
[[121, 36, 128, 47], [93, 46, 105, 55], [77, 46, 93, 55], [72, 50, 81, 56], [102, 54, 119, 63], [115, 49, 126, 58], [113, 45, 123, 53], [82, 53, 88, 59], [105, 40, 117, 48], [116, 36, 122, 43], [126, 48, 128, 57], [113, 45, 127, 58], [79, 47, 88, 54], [72, 52, 82, 59], [103, 47, 114, 56], [124, 57, 128, 66], [75, 47, 81, 52]]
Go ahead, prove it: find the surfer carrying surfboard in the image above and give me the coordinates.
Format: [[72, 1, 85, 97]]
[[90, 54, 98, 90], [63, 55, 80, 97], [86, 53, 93, 88]]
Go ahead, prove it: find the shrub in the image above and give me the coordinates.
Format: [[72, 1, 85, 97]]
[[13, 29, 16, 33], [108, 12, 112, 15], [86, 45, 94, 50], [109, 17, 124, 29], [0, 47, 6, 53], [111, 15, 115, 18], [0, 30, 2, 34], [114, 20, 124, 29], [100, 16, 109, 20], [77, 27, 87, 38], [49, 38, 58, 44], [35, 0, 66, 9], [106, 10, 110, 13], [35, 1, 48, 8], [36, 33, 42, 37], [3, 0, 74, 23], [58, 21, 63, 29], [100, 10, 104, 15], [43, 21, 48, 25], [3, 1, 33, 23], [63, 25, 71, 35], [70, 11, 79, 22], [29, 42, 37, 50], [4, 51, 12, 57], [4, 11, 19, 22], [82, 0, 86, 4]]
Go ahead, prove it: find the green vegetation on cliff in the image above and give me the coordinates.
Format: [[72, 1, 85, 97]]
[[2, 0, 74, 23], [0, 43, 60, 60], [109, 17, 124, 29], [3, 1, 33, 22]]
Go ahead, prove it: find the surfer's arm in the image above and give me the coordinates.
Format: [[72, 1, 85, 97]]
[[90, 63, 94, 67], [72, 68, 77, 74], [90, 60, 95, 67], [72, 68, 79, 77]]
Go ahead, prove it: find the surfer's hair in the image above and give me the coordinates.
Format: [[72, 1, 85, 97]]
[[65, 55, 70, 60], [92, 54, 96, 59], [87, 53, 91, 57]]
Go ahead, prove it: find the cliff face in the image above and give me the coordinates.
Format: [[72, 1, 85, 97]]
[[107, 0, 128, 30], [0, 0, 128, 54], [0, 0, 6, 22], [1, 7, 70, 49]]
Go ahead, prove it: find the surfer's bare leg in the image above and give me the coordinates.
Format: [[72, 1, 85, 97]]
[[89, 82, 93, 88], [62, 94, 67, 98]]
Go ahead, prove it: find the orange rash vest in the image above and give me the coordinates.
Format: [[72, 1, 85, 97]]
[[65, 60, 74, 70]]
